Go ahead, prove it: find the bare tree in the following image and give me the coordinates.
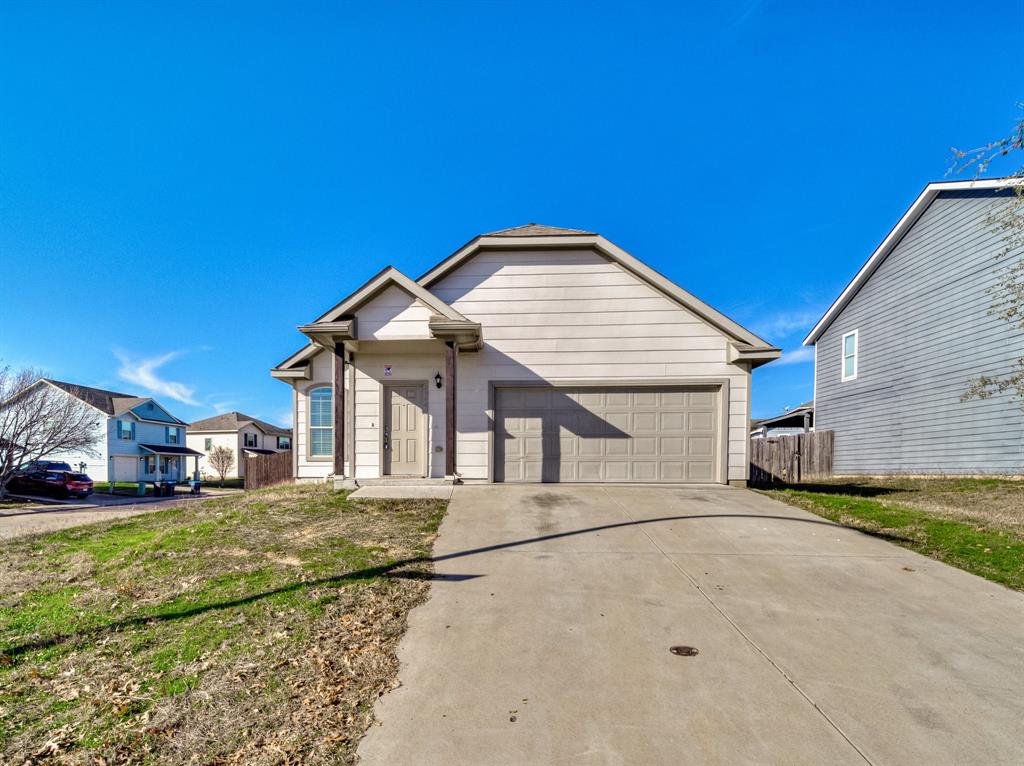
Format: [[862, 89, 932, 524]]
[[207, 445, 235, 487], [949, 109, 1024, 407], [0, 366, 103, 499]]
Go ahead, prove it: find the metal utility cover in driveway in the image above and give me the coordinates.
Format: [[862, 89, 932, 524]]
[[495, 386, 719, 483], [358, 484, 1024, 766]]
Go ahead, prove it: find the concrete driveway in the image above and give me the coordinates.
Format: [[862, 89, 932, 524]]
[[358, 484, 1024, 766]]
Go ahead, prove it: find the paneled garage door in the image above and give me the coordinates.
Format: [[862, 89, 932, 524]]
[[494, 386, 720, 483]]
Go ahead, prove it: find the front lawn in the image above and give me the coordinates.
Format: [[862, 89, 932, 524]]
[[0, 484, 447, 764], [760, 478, 1024, 590]]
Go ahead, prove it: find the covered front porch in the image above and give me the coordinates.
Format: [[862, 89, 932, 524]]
[[138, 444, 204, 483], [296, 321, 480, 488]]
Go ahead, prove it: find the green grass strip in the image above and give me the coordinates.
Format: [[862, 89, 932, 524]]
[[764, 489, 1024, 591]]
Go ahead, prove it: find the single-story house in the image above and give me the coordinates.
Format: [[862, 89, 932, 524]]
[[271, 224, 780, 487], [17, 379, 202, 483], [804, 178, 1024, 474], [750, 401, 814, 438], [186, 411, 292, 479]]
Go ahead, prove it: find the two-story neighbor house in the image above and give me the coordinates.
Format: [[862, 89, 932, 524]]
[[271, 224, 780, 487], [25, 379, 202, 483], [804, 179, 1024, 475], [186, 411, 292, 479]]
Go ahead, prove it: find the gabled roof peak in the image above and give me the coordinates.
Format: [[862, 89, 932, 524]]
[[485, 223, 595, 237]]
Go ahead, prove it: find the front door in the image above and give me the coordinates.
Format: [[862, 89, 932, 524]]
[[384, 384, 425, 476]]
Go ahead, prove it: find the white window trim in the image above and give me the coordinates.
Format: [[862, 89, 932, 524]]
[[308, 385, 334, 460], [841, 329, 859, 382]]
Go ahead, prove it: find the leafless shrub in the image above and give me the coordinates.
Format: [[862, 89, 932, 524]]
[[207, 445, 236, 486]]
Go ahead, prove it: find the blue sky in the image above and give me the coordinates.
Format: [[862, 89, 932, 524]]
[[1, 1, 1021, 426]]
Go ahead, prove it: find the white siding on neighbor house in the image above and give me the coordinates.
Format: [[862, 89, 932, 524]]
[[815, 189, 1024, 474], [48, 414, 110, 482], [356, 285, 434, 340], [431, 249, 751, 482], [185, 432, 239, 478], [38, 389, 192, 483]]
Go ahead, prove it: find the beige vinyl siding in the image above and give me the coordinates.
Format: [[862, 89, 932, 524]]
[[432, 249, 750, 482], [295, 351, 352, 480], [352, 352, 446, 480], [356, 285, 434, 340]]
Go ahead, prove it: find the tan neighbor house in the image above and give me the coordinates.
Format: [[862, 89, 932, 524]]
[[271, 225, 780, 487], [186, 412, 292, 479]]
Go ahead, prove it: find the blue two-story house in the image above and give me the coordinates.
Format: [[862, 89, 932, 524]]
[[38, 379, 202, 484]]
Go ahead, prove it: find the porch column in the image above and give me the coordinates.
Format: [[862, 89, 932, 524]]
[[333, 342, 346, 477], [445, 341, 457, 477]]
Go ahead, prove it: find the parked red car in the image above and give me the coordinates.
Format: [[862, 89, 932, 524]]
[[8, 470, 94, 499]]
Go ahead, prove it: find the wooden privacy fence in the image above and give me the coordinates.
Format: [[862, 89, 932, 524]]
[[749, 431, 833, 486], [244, 450, 293, 490]]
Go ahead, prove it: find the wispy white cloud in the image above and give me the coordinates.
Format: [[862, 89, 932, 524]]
[[275, 408, 294, 428], [114, 349, 199, 405], [770, 346, 815, 366], [749, 310, 822, 343]]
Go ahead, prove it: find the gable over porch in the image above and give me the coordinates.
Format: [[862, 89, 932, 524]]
[[274, 267, 480, 486]]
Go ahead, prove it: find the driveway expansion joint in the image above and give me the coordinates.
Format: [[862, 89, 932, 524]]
[[599, 487, 877, 766]]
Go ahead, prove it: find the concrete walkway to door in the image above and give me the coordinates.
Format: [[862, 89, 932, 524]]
[[358, 484, 1024, 766]]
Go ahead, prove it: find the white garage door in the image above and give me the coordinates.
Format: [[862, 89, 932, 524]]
[[495, 386, 720, 483], [112, 456, 137, 483]]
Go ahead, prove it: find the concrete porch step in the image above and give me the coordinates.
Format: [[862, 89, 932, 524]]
[[348, 484, 454, 501], [355, 478, 449, 486]]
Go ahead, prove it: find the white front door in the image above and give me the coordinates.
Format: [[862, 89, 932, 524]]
[[384, 384, 425, 476]]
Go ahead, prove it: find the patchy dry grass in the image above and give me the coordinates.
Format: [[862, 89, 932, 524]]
[[767, 477, 1024, 532], [761, 478, 1024, 590], [0, 484, 446, 765]]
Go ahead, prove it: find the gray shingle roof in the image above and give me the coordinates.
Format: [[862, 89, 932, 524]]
[[485, 223, 595, 237], [44, 379, 139, 416], [188, 411, 291, 436]]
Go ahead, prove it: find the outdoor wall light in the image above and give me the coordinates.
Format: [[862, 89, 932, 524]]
[[434, 371, 443, 389]]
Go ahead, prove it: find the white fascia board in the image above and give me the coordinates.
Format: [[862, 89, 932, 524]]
[[803, 177, 1022, 346]]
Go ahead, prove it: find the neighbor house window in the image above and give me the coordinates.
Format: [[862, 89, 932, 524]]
[[309, 387, 333, 457], [204, 437, 212, 451], [841, 330, 858, 381], [166, 427, 181, 444], [244, 432, 258, 448], [277, 436, 291, 450], [118, 420, 135, 440]]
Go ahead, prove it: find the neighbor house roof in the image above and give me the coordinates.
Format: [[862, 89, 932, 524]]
[[139, 444, 204, 456], [41, 379, 186, 423], [803, 177, 1023, 345], [188, 411, 291, 436], [43, 379, 139, 415], [752, 401, 814, 430]]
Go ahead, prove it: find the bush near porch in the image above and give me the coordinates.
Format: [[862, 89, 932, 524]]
[[760, 477, 1024, 591], [0, 485, 446, 764]]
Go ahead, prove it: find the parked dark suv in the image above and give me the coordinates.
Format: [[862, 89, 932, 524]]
[[8, 470, 94, 499], [17, 460, 73, 473]]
